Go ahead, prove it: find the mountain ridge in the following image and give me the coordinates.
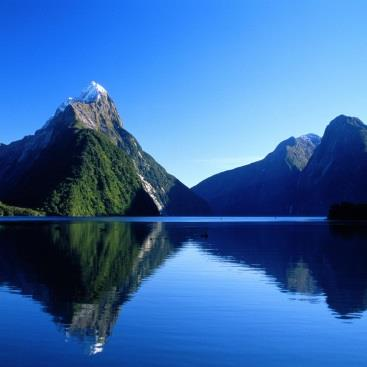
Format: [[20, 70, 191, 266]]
[[2, 83, 366, 216], [192, 133, 321, 215], [193, 114, 367, 215]]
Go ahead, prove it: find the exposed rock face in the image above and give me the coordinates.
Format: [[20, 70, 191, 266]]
[[193, 134, 320, 215], [0, 82, 210, 216], [45, 89, 123, 145]]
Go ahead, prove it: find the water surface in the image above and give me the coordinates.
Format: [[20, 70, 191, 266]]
[[0, 218, 366, 366]]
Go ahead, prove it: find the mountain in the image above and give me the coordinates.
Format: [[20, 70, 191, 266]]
[[193, 134, 321, 215], [194, 114, 367, 215], [0, 82, 210, 216], [294, 115, 367, 214]]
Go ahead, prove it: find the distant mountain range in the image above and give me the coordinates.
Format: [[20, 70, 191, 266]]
[[193, 115, 367, 215], [0, 82, 210, 216], [1, 82, 366, 216]]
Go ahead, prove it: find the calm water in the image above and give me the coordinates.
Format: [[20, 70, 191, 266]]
[[0, 218, 366, 366]]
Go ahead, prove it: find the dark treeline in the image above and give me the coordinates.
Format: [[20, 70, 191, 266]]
[[328, 202, 367, 220]]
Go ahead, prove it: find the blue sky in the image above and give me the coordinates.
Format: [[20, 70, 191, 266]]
[[1, 0, 367, 186]]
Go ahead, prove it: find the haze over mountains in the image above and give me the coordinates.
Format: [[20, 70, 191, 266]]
[[0, 82, 210, 216], [193, 115, 367, 215]]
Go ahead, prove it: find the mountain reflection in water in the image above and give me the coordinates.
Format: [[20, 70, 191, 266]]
[[0, 220, 366, 356], [0, 221, 180, 355]]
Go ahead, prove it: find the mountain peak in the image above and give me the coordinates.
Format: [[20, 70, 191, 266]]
[[41, 80, 121, 135], [297, 133, 321, 146], [273, 133, 320, 156], [270, 133, 320, 171], [328, 114, 365, 129], [79, 81, 108, 103], [56, 81, 108, 114]]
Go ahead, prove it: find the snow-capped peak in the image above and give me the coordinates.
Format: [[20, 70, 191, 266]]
[[55, 81, 108, 114], [79, 81, 108, 103]]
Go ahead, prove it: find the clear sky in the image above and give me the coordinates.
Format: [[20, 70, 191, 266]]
[[1, 0, 367, 186]]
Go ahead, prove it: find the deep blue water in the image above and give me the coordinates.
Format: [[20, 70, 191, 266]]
[[0, 218, 366, 366]]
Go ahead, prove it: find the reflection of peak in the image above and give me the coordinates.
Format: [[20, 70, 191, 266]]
[[62, 222, 178, 353], [91, 337, 105, 355], [198, 223, 367, 319], [68, 287, 120, 355], [0, 221, 180, 355], [287, 261, 319, 295]]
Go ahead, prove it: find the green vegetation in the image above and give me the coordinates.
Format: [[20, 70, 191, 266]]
[[0, 201, 44, 216], [2, 128, 158, 216], [48, 222, 142, 299], [1, 128, 158, 216], [42, 129, 146, 215], [0, 220, 175, 302]]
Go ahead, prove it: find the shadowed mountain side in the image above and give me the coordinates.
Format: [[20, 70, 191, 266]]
[[116, 128, 211, 215], [328, 203, 367, 220], [194, 115, 367, 215], [0, 221, 181, 354], [193, 135, 320, 215], [295, 115, 367, 214]]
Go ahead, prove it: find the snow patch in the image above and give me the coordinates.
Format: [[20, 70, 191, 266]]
[[298, 133, 321, 146], [54, 81, 108, 115], [79, 81, 108, 103]]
